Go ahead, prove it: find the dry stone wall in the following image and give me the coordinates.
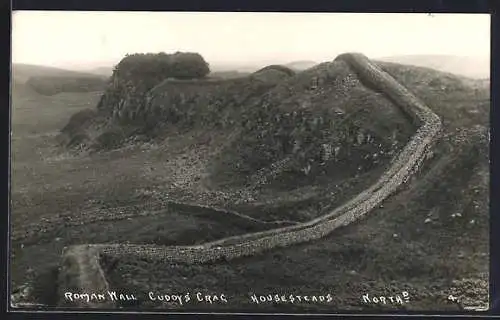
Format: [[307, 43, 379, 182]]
[[57, 245, 114, 308], [57, 53, 442, 307]]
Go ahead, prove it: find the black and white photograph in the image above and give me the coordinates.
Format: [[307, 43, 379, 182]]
[[10, 11, 490, 312]]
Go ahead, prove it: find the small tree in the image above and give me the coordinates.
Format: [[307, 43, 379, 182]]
[[112, 51, 210, 81], [169, 52, 210, 79]]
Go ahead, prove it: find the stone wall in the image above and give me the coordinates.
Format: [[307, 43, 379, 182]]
[[57, 245, 114, 308], [56, 52, 442, 307]]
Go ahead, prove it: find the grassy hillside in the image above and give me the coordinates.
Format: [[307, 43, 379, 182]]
[[377, 61, 489, 131], [285, 60, 318, 71], [209, 71, 251, 79], [12, 63, 106, 84], [377, 55, 490, 79], [86, 66, 114, 77], [12, 63, 109, 97], [26, 76, 108, 96], [10, 55, 489, 311]]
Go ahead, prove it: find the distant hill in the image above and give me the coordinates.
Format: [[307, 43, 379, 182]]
[[11, 64, 109, 96], [209, 70, 251, 79], [212, 65, 261, 73], [12, 63, 107, 84], [86, 66, 114, 77], [213, 61, 319, 73], [284, 60, 318, 71], [26, 76, 108, 96], [377, 55, 489, 79]]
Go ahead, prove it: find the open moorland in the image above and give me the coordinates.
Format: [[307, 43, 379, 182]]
[[10, 53, 489, 311]]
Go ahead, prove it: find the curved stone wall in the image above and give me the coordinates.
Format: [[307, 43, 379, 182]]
[[57, 52, 442, 307], [57, 245, 114, 308]]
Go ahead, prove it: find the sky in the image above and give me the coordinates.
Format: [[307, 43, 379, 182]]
[[11, 11, 491, 70]]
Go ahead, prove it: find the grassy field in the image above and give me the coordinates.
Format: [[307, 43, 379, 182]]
[[10, 60, 490, 312]]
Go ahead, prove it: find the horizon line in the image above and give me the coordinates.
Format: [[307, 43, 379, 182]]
[[12, 52, 491, 70]]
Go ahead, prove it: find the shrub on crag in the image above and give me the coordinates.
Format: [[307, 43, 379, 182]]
[[168, 52, 211, 79], [110, 51, 210, 89]]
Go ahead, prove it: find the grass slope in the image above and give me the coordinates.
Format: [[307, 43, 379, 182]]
[[26, 76, 108, 96], [284, 60, 318, 71], [377, 55, 490, 79], [12, 63, 106, 84]]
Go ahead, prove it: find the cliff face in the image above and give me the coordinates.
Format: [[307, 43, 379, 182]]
[[95, 51, 211, 121], [62, 66, 296, 150], [95, 69, 159, 120]]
